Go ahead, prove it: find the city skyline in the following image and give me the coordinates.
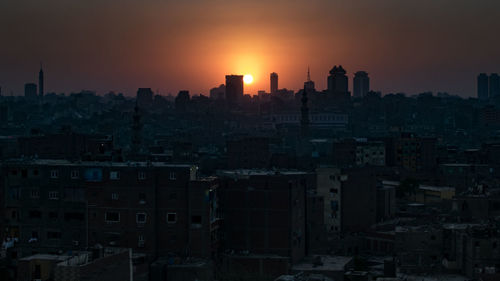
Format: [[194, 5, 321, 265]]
[[1, 0, 500, 97]]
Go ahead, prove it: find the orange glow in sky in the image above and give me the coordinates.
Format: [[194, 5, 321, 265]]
[[1, 0, 500, 97]]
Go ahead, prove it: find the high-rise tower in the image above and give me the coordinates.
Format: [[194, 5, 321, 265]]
[[489, 73, 500, 99], [327, 65, 348, 94], [38, 63, 44, 97], [477, 73, 489, 101], [353, 71, 370, 98], [24, 83, 37, 99], [225, 75, 244, 104], [270, 72, 278, 94]]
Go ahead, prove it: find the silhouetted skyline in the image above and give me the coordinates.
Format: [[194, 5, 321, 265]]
[[1, 0, 500, 96]]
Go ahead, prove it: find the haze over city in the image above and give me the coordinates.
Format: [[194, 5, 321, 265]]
[[3, 1, 500, 281], [2, 0, 500, 96]]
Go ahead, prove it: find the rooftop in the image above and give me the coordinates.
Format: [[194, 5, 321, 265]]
[[217, 169, 309, 179], [419, 185, 455, 192], [292, 255, 352, 272], [2, 159, 194, 168], [19, 254, 72, 262]]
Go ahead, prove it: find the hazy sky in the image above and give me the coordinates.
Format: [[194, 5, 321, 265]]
[[1, 0, 500, 97]]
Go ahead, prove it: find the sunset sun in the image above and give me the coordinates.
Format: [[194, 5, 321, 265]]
[[243, 74, 253, 84]]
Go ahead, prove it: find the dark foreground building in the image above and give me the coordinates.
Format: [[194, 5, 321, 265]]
[[1, 160, 220, 263], [216, 169, 313, 279]]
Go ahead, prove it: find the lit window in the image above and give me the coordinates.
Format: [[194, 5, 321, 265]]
[[167, 213, 177, 223], [111, 193, 119, 200], [110, 171, 120, 180], [50, 170, 59, 179], [138, 171, 146, 180], [169, 172, 176, 180], [48, 191, 59, 200]]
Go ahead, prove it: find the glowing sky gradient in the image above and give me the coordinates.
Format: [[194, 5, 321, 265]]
[[1, 0, 500, 97]]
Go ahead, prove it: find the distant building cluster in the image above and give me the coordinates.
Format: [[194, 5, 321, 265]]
[[1, 66, 500, 281]]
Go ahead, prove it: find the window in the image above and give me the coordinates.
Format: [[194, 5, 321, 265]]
[[105, 211, 120, 222], [48, 191, 59, 200], [21, 169, 27, 178], [136, 213, 147, 224], [167, 213, 177, 223], [49, 212, 58, 219], [111, 193, 119, 200], [31, 189, 40, 199], [64, 187, 85, 202], [139, 193, 146, 204], [84, 168, 103, 182], [33, 169, 39, 176], [10, 187, 20, 200], [169, 172, 176, 180], [71, 170, 79, 179], [47, 231, 61, 239], [64, 212, 84, 221], [50, 170, 59, 179], [138, 171, 146, 180], [138, 235, 145, 247], [29, 210, 42, 219], [11, 170, 17, 176], [191, 215, 202, 225], [109, 171, 120, 180], [31, 231, 39, 239]]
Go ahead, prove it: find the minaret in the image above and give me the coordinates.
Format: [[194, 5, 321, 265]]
[[38, 63, 44, 97], [304, 67, 315, 92], [131, 102, 142, 153], [300, 85, 309, 137]]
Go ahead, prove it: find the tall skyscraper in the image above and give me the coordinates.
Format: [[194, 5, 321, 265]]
[[270, 72, 278, 94], [136, 88, 153, 108], [225, 75, 244, 103], [327, 65, 348, 94], [353, 71, 370, 98], [477, 73, 489, 101], [489, 73, 500, 99], [38, 64, 44, 97], [304, 67, 315, 93], [24, 83, 37, 99]]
